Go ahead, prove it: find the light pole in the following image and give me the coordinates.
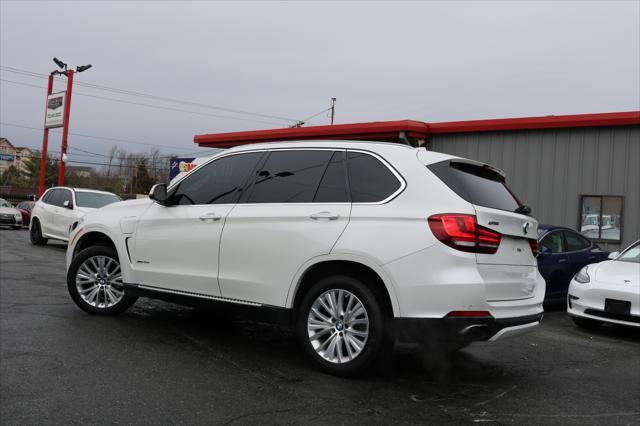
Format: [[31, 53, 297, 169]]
[[38, 58, 92, 196]]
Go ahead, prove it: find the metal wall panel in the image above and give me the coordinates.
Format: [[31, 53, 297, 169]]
[[429, 125, 639, 250]]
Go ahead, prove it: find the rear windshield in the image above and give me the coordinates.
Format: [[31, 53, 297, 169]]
[[75, 192, 121, 208], [428, 160, 520, 212]]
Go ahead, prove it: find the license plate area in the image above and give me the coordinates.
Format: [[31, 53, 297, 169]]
[[605, 299, 631, 316]]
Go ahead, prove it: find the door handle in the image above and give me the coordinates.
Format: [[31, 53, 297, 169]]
[[558, 258, 567, 263], [310, 212, 340, 221], [199, 213, 221, 221]]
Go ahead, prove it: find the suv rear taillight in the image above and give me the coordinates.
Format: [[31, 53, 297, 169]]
[[529, 239, 539, 257], [428, 214, 501, 254]]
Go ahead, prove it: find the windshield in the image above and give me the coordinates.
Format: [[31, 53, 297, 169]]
[[75, 192, 121, 208], [616, 242, 640, 263], [0, 199, 11, 208]]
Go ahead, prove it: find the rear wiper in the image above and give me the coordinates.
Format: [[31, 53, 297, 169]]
[[515, 204, 532, 215]]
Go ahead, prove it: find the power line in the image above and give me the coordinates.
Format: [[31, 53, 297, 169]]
[[1, 79, 288, 127], [1, 66, 300, 123]]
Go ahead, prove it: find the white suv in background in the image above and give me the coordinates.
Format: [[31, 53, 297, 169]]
[[30, 187, 121, 245], [65, 141, 545, 376]]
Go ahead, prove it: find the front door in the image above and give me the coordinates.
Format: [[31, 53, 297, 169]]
[[538, 230, 570, 297], [219, 149, 351, 306], [133, 151, 263, 296]]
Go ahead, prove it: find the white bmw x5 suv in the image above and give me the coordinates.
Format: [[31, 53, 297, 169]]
[[66, 141, 544, 375]]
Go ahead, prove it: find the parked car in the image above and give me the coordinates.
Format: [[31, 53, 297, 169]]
[[65, 141, 545, 376], [0, 198, 22, 229], [30, 187, 121, 245], [568, 240, 640, 329], [16, 200, 36, 227], [537, 225, 609, 299]]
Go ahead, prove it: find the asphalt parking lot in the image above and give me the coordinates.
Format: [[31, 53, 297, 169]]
[[1, 228, 639, 425]]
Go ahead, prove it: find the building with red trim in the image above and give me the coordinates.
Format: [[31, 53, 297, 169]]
[[194, 111, 640, 249]]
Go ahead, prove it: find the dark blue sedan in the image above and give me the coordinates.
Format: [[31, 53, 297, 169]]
[[537, 225, 609, 299]]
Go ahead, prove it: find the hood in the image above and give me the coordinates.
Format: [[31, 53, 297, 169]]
[[0, 206, 20, 215], [592, 260, 640, 286]]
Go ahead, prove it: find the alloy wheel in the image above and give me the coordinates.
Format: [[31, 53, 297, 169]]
[[75, 255, 124, 309], [307, 289, 369, 364]]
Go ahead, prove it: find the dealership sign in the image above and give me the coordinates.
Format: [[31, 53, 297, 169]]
[[45, 92, 66, 128]]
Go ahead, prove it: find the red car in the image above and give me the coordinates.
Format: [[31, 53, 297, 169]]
[[16, 201, 36, 227]]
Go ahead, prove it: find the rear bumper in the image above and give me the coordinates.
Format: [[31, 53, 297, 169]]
[[395, 312, 543, 344]]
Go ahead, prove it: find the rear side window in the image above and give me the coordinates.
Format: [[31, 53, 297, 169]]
[[247, 150, 332, 203], [45, 189, 61, 206], [428, 160, 520, 212], [564, 230, 591, 251], [42, 190, 56, 205], [348, 151, 401, 203], [541, 231, 565, 253], [169, 152, 262, 205], [314, 151, 348, 203]]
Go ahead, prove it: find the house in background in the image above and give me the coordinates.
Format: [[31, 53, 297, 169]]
[[0, 138, 34, 174]]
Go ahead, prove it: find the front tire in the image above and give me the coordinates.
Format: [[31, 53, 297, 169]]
[[30, 219, 47, 245], [572, 316, 603, 330], [67, 245, 137, 315], [297, 275, 388, 376], [12, 225, 21, 230]]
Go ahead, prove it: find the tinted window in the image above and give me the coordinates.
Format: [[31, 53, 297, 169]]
[[541, 231, 565, 253], [42, 190, 56, 204], [348, 151, 401, 202], [428, 161, 520, 212], [46, 189, 62, 206], [75, 192, 121, 208], [564, 230, 591, 251], [247, 150, 332, 203], [314, 151, 348, 203], [169, 152, 261, 205], [58, 189, 73, 207]]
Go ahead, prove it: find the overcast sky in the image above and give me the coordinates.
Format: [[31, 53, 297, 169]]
[[1, 1, 639, 163]]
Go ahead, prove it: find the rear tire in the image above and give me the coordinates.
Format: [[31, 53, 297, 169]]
[[29, 219, 47, 245], [67, 245, 137, 315], [297, 275, 389, 376], [572, 316, 603, 330], [12, 225, 20, 230]]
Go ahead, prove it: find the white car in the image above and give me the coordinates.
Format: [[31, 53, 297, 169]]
[[65, 141, 545, 375], [0, 198, 23, 229], [30, 187, 121, 245], [568, 240, 640, 329]]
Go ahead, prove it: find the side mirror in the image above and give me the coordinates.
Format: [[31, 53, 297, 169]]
[[607, 251, 619, 260], [149, 183, 167, 205], [62, 200, 73, 209]]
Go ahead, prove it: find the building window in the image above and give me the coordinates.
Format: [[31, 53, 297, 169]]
[[579, 195, 623, 242]]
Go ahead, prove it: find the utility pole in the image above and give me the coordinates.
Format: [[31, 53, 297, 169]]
[[330, 97, 336, 125]]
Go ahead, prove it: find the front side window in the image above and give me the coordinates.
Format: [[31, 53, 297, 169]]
[[246, 150, 333, 203], [58, 190, 73, 207], [75, 192, 121, 208], [0, 199, 11, 208], [169, 152, 262, 205], [541, 231, 565, 254], [348, 151, 401, 203], [564, 230, 591, 252], [579, 195, 623, 242]]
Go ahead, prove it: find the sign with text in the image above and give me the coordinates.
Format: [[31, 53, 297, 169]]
[[45, 91, 66, 128]]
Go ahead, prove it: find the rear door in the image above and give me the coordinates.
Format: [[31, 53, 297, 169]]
[[428, 160, 538, 301], [218, 149, 350, 306], [39, 189, 60, 235]]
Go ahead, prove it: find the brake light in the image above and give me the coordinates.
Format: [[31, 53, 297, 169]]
[[428, 214, 501, 254], [529, 239, 539, 257]]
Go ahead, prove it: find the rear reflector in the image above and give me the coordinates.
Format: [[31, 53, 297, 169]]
[[529, 239, 539, 257], [428, 214, 501, 254], [446, 311, 493, 318]]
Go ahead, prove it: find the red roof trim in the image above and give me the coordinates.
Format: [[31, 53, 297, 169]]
[[194, 111, 640, 147]]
